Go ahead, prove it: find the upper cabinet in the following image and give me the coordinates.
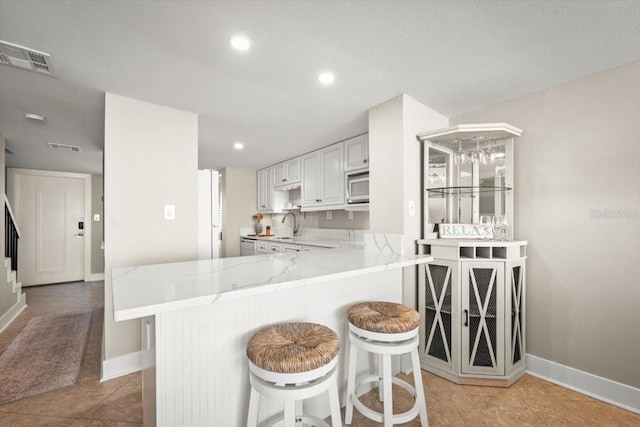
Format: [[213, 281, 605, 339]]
[[418, 123, 522, 239], [344, 134, 369, 172], [273, 157, 301, 188], [257, 167, 273, 212], [301, 143, 345, 209], [256, 133, 367, 212]]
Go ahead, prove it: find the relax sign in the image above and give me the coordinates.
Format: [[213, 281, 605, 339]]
[[439, 223, 494, 239]]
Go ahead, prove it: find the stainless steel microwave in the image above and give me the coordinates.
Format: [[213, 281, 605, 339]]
[[346, 171, 369, 204]]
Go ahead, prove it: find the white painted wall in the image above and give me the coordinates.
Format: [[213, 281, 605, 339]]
[[369, 94, 448, 308], [221, 167, 257, 257], [369, 95, 405, 235], [91, 174, 104, 275], [453, 61, 640, 388], [104, 93, 198, 365]]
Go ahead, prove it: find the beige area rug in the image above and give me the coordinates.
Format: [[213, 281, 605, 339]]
[[0, 310, 92, 405]]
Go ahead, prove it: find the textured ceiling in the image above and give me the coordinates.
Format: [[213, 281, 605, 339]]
[[0, 0, 638, 175]]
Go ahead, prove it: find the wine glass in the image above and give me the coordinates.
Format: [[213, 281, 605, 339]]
[[480, 215, 493, 239], [493, 215, 509, 241], [455, 139, 465, 165], [501, 215, 509, 241], [471, 137, 485, 164], [492, 215, 503, 241]]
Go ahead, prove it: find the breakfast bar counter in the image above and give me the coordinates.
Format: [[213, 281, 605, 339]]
[[112, 235, 432, 426]]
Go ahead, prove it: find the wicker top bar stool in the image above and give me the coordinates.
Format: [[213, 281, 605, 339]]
[[345, 302, 428, 427], [246, 322, 342, 427]]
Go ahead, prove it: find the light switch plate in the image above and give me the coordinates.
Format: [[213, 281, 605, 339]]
[[408, 200, 415, 217], [326, 211, 332, 220], [164, 205, 175, 220], [93, 214, 100, 221], [348, 211, 354, 220]]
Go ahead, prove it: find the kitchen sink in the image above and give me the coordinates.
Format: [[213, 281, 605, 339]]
[[275, 237, 295, 240]]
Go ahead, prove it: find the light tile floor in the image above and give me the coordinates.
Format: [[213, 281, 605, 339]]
[[1, 281, 638, 426], [0, 281, 142, 427]]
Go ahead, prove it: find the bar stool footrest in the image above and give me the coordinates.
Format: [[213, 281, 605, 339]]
[[351, 375, 420, 424]]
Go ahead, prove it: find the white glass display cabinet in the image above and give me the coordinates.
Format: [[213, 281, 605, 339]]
[[418, 123, 522, 240], [416, 123, 527, 386]]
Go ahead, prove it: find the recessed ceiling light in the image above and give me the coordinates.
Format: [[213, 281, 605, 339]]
[[230, 36, 251, 52], [25, 112, 46, 122], [318, 71, 335, 85], [234, 142, 244, 150]]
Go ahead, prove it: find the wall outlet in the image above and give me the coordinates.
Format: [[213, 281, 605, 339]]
[[348, 211, 354, 220], [93, 214, 100, 222], [326, 211, 332, 220], [164, 204, 175, 220]]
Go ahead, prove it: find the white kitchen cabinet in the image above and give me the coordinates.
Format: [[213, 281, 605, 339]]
[[268, 242, 303, 253], [257, 167, 273, 212], [256, 240, 269, 254], [344, 134, 369, 172], [417, 240, 526, 386], [273, 157, 301, 187], [301, 143, 345, 208]]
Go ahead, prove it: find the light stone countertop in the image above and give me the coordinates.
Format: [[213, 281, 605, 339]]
[[112, 247, 431, 321], [241, 234, 364, 248]]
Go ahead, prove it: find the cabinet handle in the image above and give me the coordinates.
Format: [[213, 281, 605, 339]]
[[464, 310, 469, 327], [282, 178, 287, 182], [316, 199, 322, 202], [363, 159, 368, 164]]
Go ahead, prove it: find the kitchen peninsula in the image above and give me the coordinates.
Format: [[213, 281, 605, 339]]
[[112, 235, 432, 426]]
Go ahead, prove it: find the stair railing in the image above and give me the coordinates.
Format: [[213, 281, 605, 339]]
[[5, 195, 20, 273]]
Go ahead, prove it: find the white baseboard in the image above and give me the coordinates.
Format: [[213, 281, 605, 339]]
[[526, 354, 640, 414], [87, 273, 105, 282], [0, 293, 26, 333], [101, 351, 142, 382]]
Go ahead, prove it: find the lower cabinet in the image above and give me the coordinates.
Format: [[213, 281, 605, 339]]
[[418, 240, 527, 386], [256, 241, 269, 255]]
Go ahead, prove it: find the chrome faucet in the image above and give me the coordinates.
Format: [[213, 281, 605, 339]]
[[281, 211, 300, 237]]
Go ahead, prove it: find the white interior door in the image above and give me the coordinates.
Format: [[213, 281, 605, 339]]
[[197, 170, 221, 259], [15, 173, 86, 286], [211, 171, 221, 259]]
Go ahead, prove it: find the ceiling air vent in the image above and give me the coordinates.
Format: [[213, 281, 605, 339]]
[[47, 142, 82, 152], [0, 40, 56, 76]]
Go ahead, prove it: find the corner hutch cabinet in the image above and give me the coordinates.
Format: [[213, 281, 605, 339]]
[[417, 123, 527, 386], [417, 240, 526, 386]]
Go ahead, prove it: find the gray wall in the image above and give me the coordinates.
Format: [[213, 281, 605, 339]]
[[104, 93, 198, 361], [220, 167, 257, 258], [452, 61, 640, 388], [316, 210, 369, 229], [91, 174, 104, 275]]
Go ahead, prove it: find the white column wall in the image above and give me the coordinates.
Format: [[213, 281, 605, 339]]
[[103, 93, 198, 367], [368, 94, 448, 308]]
